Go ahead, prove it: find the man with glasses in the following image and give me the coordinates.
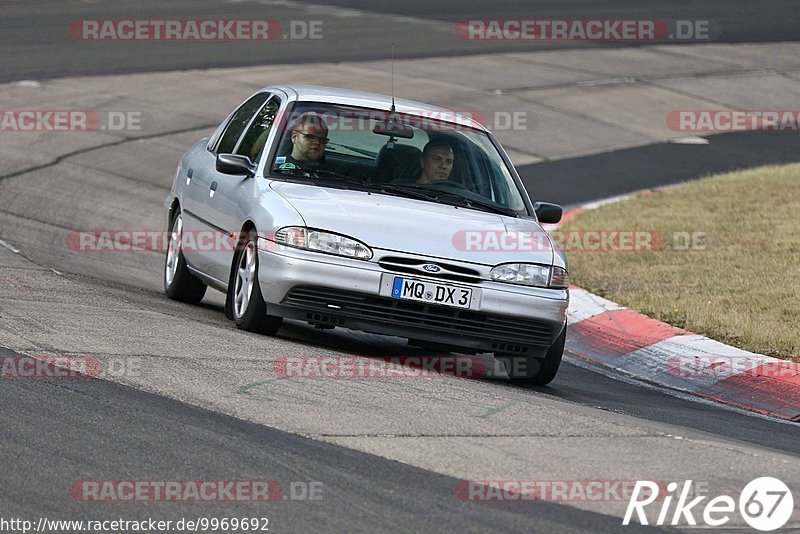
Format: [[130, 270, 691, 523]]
[[276, 112, 330, 170]]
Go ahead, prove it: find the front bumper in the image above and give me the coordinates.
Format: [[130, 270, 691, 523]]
[[258, 244, 568, 356]]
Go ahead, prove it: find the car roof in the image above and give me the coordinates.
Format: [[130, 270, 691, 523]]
[[263, 84, 488, 132]]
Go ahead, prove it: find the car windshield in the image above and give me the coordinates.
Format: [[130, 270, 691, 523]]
[[269, 102, 528, 215]]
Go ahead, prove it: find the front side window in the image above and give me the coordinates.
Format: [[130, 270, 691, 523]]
[[215, 92, 269, 154], [269, 102, 528, 215], [236, 98, 280, 162]]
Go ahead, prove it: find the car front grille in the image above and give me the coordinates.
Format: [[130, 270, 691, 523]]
[[377, 256, 482, 284], [283, 286, 554, 347]]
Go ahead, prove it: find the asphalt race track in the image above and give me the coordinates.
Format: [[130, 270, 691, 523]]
[[1, 1, 798, 532], [2, 0, 800, 82], [1, 347, 654, 534], [517, 131, 800, 207]]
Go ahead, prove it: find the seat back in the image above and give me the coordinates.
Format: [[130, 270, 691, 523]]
[[374, 143, 422, 184]]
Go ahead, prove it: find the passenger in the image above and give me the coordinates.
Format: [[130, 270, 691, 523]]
[[416, 140, 454, 185]]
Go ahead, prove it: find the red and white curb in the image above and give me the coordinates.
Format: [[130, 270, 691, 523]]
[[551, 200, 800, 422]]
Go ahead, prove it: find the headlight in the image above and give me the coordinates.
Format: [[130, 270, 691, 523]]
[[274, 227, 372, 260], [490, 263, 569, 289]]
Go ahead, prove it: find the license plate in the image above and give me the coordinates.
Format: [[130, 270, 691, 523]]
[[390, 276, 473, 309]]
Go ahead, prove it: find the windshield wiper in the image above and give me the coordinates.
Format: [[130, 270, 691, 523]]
[[379, 184, 440, 202], [272, 170, 520, 217], [273, 167, 373, 188], [388, 184, 519, 217], [273, 170, 459, 206], [379, 184, 472, 209], [449, 195, 520, 217]]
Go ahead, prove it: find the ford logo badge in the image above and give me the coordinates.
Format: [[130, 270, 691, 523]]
[[422, 264, 441, 273]]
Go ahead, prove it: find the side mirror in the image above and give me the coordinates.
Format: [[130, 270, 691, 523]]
[[533, 202, 563, 224], [216, 154, 255, 176]]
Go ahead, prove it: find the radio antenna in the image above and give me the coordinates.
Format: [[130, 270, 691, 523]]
[[390, 43, 396, 112]]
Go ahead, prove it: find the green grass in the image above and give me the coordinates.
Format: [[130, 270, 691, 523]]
[[560, 163, 800, 360]]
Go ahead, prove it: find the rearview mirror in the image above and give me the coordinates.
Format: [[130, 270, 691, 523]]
[[216, 154, 255, 176], [373, 119, 414, 139], [533, 202, 563, 224]]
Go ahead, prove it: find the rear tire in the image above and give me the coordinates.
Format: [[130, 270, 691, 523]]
[[497, 324, 566, 386], [228, 229, 283, 335], [164, 209, 207, 304]]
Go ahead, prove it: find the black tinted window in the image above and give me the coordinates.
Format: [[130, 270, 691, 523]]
[[216, 93, 269, 154]]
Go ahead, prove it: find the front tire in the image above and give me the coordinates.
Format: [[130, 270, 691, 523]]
[[497, 324, 566, 386], [164, 209, 207, 304], [228, 229, 282, 335]]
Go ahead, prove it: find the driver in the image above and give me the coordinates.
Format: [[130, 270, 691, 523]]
[[276, 112, 330, 170], [416, 140, 454, 185]]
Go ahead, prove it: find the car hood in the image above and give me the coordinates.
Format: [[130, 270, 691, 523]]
[[270, 182, 555, 265]]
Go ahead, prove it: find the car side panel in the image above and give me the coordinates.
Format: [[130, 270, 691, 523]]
[[179, 145, 219, 276]]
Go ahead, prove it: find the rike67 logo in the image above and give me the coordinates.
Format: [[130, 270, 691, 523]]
[[624, 477, 794, 531]]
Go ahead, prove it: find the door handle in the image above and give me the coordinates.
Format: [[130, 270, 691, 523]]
[[186, 168, 193, 185], [209, 181, 218, 198]]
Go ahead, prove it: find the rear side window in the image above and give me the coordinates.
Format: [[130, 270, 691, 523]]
[[236, 98, 280, 162], [215, 93, 269, 154]]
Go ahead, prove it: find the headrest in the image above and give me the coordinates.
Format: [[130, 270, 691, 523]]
[[374, 143, 422, 184]]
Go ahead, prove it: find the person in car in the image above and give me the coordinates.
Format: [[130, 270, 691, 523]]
[[416, 140, 454, 184], [276, 112, 330, 170]]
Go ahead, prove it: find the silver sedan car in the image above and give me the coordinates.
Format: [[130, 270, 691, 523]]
[[163, 85, 568, 384]]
